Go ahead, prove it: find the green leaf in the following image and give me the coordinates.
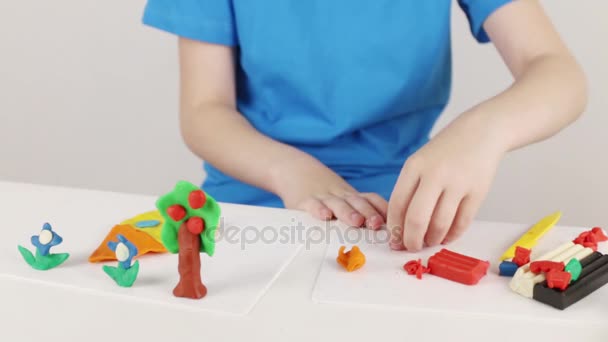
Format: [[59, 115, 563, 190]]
[[45, 253, 70, 267], [103, 265, 119, 279], [156, 181, 199, 253], [160, 220, 180, 254], [19, 245, 69, 271], [156, 181, 221, 256], [199, 195, 221, 256], [32, 252, 70, 270], [18, 245, 36, 267], [103, 261, 139, 287]]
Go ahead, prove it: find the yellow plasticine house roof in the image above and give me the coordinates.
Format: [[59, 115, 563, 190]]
[[120, 210, 164, 243], [89, 210, 167, 263]]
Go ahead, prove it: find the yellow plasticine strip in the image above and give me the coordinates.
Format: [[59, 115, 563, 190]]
[[500, 211, 562, 261], [120, 210, 164, 243]]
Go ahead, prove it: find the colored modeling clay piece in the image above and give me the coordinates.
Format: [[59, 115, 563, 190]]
[[512, 246, 531, 267], [512, 242, 573, 279], [510, 242, 594, 298], [89, 224, 166, 263], [499, 261, 519, 277], [186, 216, 205, 235], [157, 181, 221, 299], [18, 223, 70, 271], [581, 242, 598, 252], [167, 204, 187, 222], [573, 227, 608, 252], [427, 249, 489, 285], [592, 227, 608, 241], [188, 190, 206, 209], [500, 211, 561, 261], [574, 227, 608, 244], [403, 259, 429, 279], [533, 252, 608, 310], [120, 210, 164, 242], [90, 210, 167, 263], [546, 270, 571, 290], [102, 235, 140, 287], [574, 232, 597, 251], [529, 261, 565, 274], [575, 231, 597, 244], [337, 246, 366, 272], [565, 258, 582, 282], [135, 220, 161, 228]]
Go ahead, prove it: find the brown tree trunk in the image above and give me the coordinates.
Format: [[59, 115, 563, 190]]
[[173, 222, 207, 299]]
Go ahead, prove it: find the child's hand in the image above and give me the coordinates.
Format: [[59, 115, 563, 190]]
[[272, 153, 387, 229], [387, 112, 507, 251]]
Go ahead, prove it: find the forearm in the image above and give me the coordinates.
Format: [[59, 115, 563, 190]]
[[179, 104, 321, 194], [470, 54, 587, 152]]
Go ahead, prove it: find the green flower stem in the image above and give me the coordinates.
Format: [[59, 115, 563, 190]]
[[18, 246, 69, 270], [103, 260, 140, 287]]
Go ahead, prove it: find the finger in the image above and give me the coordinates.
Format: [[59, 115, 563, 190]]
[[299, 198, 333, 221], [402, 179, 443, 251], [442, 194, 481, 244], [425, 190, 462, 247], [360, 193, 388, 219], [322, 196, 365, 227], [387, 175, 420, 250], [345, 194, 384, 230]]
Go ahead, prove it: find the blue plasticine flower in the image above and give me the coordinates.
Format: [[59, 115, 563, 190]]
[[30, 223, 63, 257], [107, 235, 138, 269]]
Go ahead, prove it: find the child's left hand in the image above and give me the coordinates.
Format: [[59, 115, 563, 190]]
[[387, 111, 507, 251]]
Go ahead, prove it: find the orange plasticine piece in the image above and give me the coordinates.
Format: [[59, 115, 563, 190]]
[[337, 246, 366, 272], [89, 225, 166, 263]]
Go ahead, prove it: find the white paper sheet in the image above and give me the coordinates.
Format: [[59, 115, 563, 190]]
[[0, 182, 304, 315], [312, 221, 608, 323]]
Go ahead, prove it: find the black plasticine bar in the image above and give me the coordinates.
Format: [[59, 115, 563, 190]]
[[533, 253, 608, 310]]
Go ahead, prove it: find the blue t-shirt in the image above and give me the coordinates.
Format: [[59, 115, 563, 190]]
[[143, 0, 511, 207]]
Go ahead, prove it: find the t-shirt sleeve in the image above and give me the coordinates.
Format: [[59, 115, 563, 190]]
[[142, 0, 237, 46], [458, 0, 512, 43]]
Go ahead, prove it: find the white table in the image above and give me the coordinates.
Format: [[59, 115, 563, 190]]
[[0, 182, 606, 341]]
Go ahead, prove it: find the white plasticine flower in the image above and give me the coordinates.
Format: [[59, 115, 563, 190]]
[[115, 243, 130, 262]]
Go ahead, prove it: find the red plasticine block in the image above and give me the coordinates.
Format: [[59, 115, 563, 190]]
[[546, 270, 571, 291], [512, 246, 532, 267], [427, 249, 490, 285], [530, 260, 565, 274]]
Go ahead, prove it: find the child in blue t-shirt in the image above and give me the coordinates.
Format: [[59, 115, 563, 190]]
[[143, 1, 587, 251]]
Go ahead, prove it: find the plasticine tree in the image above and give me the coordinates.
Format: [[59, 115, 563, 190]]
[[156, 181, 221, 299]]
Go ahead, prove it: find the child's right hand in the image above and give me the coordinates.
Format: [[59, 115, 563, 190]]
[[271, 153, 387, 229]]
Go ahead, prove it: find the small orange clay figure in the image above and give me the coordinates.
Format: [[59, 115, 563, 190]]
[[337, 246, 366, 272]]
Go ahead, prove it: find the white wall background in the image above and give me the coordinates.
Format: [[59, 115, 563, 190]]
[[0, 1, 606, 227]]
